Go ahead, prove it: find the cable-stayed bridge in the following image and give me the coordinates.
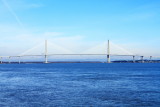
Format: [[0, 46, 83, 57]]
[[0, 40, 159, 64]]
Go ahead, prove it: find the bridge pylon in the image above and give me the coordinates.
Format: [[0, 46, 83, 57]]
[[44, 40, 48, 63], [107, 40, 110, 63]]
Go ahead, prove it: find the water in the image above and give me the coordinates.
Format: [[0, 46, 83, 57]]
[[0, 63, 160, 107]]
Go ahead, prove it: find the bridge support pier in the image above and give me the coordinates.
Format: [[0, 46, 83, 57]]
[[107, 55, 110, 63], [107, 40, 110, 63], [44, 40, 48, 63], [133, 56, 135, 63], [45, 55, 48, 63], [8, 57, 11, 64], [18, 56, 21, 64], [141, 56, 144, 63], [150, 56, 152, 63], [0, 57, 2, 64]]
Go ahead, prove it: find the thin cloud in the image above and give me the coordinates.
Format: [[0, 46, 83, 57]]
[[1, 0, 23, 27]]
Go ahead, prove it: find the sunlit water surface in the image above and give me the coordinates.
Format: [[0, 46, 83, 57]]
[[0, 63, 160, 107]]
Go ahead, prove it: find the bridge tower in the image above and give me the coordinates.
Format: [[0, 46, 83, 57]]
[[107, 40, 110, 63], [44, 40, 48, 63]]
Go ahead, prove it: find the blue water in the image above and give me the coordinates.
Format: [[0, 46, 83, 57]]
[[0, 63, 160, 107]]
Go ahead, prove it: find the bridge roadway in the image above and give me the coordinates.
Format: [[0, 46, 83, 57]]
[[0, 54, 155, 64]]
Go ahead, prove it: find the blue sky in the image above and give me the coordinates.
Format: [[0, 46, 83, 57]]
[[0, 0, 160, 56]]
